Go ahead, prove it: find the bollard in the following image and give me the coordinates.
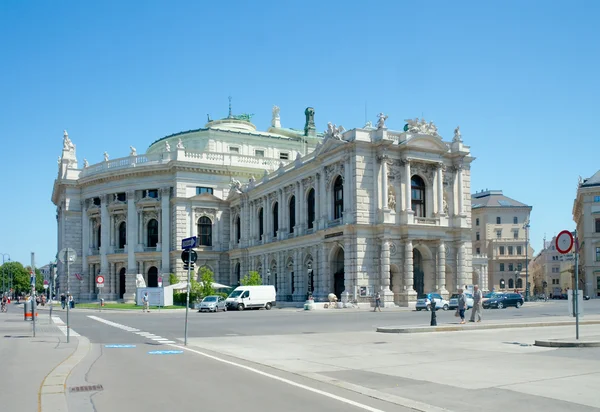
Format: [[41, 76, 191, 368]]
[[430, 301, 437, 326]]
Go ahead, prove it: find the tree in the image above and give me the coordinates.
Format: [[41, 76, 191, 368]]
[[198, 266, 215, 297], [240, 271, 262, 286], [0, 261, 33, 295], [169, 273, 178, 286]]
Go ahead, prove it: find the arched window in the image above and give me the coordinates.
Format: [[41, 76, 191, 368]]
[[147, 219, 159, 247], [333, 176, 343, 220], [289, 196, 295, 233], [516, 278, 523, 289], [273, 202, 279, 237], [147, 266, 158, 287], [118, 222, 126, 249], [508, 278, 514, 289], [258, 208, 264, 239], [411, 176, 426, 218], [235, 263, 241, 285], [97, 224, 102, 248], [236, 216, 241, 243], [197, 216, 212, 246], [307, 189, 315, 229]]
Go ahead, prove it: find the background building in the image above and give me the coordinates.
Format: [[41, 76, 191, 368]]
[[52, 106, 475, 306], [530, 235, 567, 297], [573, 171, 600, 298], [471, 190, 534, 295]]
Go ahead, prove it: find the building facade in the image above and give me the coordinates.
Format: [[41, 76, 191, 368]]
[[573, 171, 600, 298], [471, 190, 533, 294], [52, 106, 475, 306], [530, 236, 568, 297]]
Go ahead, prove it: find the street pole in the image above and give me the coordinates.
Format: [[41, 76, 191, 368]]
[[574, 230, 580, 340], [66, 252, 71, 344], [184, 251, 191, 346], [31, 253, 36, 338], [49, 261, 54, 321]]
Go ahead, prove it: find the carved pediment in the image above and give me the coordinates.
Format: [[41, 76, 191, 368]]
[[403, 135, 449, 153], [312, 137, 347, 158]]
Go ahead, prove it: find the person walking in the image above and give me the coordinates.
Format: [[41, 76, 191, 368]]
[[373, 291, 382, 312], [457, 288, 467, 324], [68, 295, 74, 309], [60, 293, 66, 310], [142, 292, 150, 313], [470, 285, 483, 322]]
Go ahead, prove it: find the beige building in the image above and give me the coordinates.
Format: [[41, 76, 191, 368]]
[[471, 190, 534, 295], [530, 236, 567, 297], [573, 171, 600, 298]]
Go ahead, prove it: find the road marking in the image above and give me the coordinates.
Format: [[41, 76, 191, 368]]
[[105, 344, 136, 348], [87, 316, 140, 332], [168, 344, 387, 412], [159, 340, 176, 344], [148, 350, 183, 355], [52, 316, 81, 337]]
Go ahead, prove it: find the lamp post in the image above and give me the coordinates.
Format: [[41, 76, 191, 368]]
[[515, 270, 520, 292], [1, 253, 10, 294], [523, 221, 530, 301]]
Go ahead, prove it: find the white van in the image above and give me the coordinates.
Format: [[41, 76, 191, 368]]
[[225, 285, 276, 311]]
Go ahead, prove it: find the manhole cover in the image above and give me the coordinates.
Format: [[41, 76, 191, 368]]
[[69, 384, 104, 393]]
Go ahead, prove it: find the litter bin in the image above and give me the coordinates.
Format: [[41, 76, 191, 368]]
[[100, 298, 105, 307], [23, 300, 38, 321]]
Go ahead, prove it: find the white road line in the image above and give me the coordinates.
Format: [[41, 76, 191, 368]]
[[151, 338, 167, 341], [160, 341, 176, 344], [52, 316, 81, 336], [168, 344, 386, 412]]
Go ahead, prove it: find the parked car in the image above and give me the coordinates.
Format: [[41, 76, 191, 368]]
[[482, 293, 524, 309], [448, 293, 474, 310], [416, 293, 449, 311], [482, 292, 504, 303], [198, 295, 227, 312]]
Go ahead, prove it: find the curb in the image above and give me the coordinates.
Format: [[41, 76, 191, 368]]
[[38, 335, 92, 412], [534, 339, 600, 348], [377, 320, 600, 333]]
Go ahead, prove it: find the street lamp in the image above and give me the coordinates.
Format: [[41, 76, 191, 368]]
[[515, 270, 520, 292], [523, 221, 531, 301]]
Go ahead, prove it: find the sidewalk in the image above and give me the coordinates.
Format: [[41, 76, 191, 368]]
[[186, 321, 600, 411], [0, 309, 78, 411]]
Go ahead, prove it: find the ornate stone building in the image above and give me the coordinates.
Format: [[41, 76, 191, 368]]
[[52, 106, 474, 306]]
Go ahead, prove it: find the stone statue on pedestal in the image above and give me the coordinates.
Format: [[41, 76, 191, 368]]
[[387, 186, 396, 210], [83, 159, 89, 168], [103, 152, 109, 162], [130, 146, 137, 156], [377, 113, 388, 129], [453, 126, 462, 143], [63, 130, 75, 151], [271, 105, 281, 127], [176, 138, 185, 149], [165, 141, 171, 152]]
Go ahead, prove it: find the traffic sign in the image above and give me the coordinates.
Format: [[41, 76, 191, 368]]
[[96, 275, 105, 285], [556, 230, 574, 254], [158, 276, 163, 288], [58, 248, 77, 264], [181, 236, 197, 249], [181, 249, 198, 263], [43, 280, 49, 290]]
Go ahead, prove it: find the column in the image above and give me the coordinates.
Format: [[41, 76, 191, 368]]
[[295, 182, 301, 234], [404, 160, 412, 212], [343, 160, 351, 222], [400, 240, 416, 306], [137, 210, 143, 246], [100, 195, 110, 276], [81, 200, 89, 280], [380, 156, 389, 210], [381, 240, 394, 306], [160, 187, 170, 275], [315, 173, 322, 229], [124, 190, 137, 302], [457, 242, 467, 288], [319, 168, 327, 226], [437, 165, 444, 215], [263, 196, 269, 242], [456, 163, 464, 216], [438, 242, 448, 297]]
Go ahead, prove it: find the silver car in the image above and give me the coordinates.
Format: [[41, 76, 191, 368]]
[[198, 295, 227, 312]]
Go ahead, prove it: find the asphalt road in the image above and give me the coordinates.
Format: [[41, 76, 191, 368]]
[[54, 299, 600, 344]]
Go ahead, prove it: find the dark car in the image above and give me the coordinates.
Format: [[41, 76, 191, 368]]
[[482, 293, 524, 309]]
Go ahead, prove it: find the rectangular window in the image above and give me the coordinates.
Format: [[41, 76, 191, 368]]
[[596, 247, 600, 261], [517, 246, 522, 255], [196, 187, 214, 195], [508, 263, 514, 271], [116, 192, 126, 202], [476, 247, 480, 254], [514, 231, 518, 239], [255, 150, 265, 157], [476, 218, 479, 226], [499, 246, 505, 255], [476, 232, 480, 241], [496, 217, 501, 224], [595, 196, 600, 202], [279, 152, 289, 160], [145, 189, 158, 198], [496, 230, 502, 239], [229, 146, 240, 153], [517, 263, 522, 271], [596, 219, 600, 233], [500, 263, 505, 272], [508, 246, 513, 255]]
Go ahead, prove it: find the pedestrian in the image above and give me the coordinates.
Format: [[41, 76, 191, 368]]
[[60, 293, 66, 309], [457, 288, 467, 324], [142, 292, 150, 313], [68, 295, 74, 309], [374, 291, 382, 312], [470, 284, 483, 322]]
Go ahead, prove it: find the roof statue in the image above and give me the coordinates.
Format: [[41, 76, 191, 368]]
[[130, 146, 137, 156], [57, 156, 61, 165], [403, 118, 440, 138], [271, 105, 281, 127], [103, 152, 109, 162], [83, 159, 89, 168], [176, 138, 185, 149], [364, 120, 373, 129], [230, 177, 242, 191], [63, 130, 75, 151], [324, 122, 345, 141], [304, 107, 316, 137], [377, 113, 388, 129], [234, 113, 255, 122], [165, 141, 171, 152], [453, 126, 462, 143]]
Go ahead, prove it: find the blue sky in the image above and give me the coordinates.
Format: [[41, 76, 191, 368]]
[[0, 0, 598, 266]]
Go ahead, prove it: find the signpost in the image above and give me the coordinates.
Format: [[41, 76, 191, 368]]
[[556, 230, 579, 340], [58, 248, 77, 343], [181, 236, 197, 346], [30, 254, 36, 338]]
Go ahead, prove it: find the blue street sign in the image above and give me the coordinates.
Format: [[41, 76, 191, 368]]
[[181, 236, 197, 249], [148, 350, 183, 355], [105, 344, 136, 348]]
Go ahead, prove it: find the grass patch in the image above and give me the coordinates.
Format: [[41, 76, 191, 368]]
[[75, 303, 183, 310]]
